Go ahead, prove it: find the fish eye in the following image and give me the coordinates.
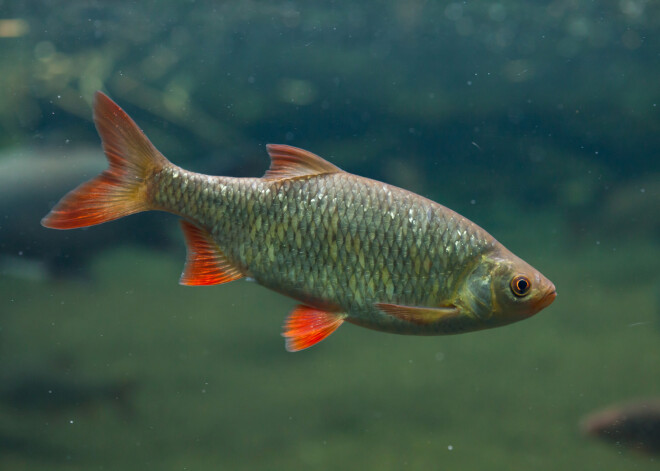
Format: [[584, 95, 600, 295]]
[[510, 275, 531, 297]]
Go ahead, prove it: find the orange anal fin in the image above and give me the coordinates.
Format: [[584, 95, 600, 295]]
[[179, 220, 244, 286], [375, 303, 460, 325], [282, 305, 346, 352]]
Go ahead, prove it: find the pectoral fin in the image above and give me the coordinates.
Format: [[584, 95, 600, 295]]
[[375, 303, 461, 325], [282, 305, 346, 352]]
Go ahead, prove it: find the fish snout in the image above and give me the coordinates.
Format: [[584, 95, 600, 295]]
[[535, 282, 556, 311]]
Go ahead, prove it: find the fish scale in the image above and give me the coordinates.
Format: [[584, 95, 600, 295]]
[[42, 92, 556, 351], [150, 166, 495, 332]]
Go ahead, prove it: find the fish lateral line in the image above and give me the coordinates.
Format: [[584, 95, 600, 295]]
[[40, 92, 557, 353]]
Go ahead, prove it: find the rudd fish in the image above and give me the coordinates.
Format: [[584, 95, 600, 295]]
[[42, 92, 556, 352], [581, 399, 660, 454]]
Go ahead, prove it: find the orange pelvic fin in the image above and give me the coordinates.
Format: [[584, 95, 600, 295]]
[[179, 220, 245, 286], [263, 144, 343, 181], [282, 305, 346, 352], [375, 303, 460, 325], [41, 91, 168, 230]]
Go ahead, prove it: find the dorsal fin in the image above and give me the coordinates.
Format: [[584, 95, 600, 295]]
[[263, 144, 343, 181], [179, 220, 245, 286]]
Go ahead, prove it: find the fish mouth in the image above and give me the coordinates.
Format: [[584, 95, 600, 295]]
[[535, 287, 557, 311]]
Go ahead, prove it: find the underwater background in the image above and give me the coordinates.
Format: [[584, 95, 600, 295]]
[[1, 1, 659, 469]]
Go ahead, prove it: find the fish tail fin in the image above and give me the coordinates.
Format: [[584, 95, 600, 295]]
[[41, 91, 169, 230]]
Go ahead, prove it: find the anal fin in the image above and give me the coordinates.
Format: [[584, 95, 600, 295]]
[[283, 305, 346, 352], [179, 220, 244, 286], [375, 303, 460, 325]]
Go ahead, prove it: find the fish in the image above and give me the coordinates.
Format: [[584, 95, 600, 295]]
[[42, 92, 556, 352], [581, 399, 660, 455]]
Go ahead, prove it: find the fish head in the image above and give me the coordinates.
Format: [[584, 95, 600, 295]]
[[580, 408, 627, 442], [459, 247, 556, 327]]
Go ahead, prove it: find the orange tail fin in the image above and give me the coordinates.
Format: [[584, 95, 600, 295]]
[[41, 92, 169, 230]]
